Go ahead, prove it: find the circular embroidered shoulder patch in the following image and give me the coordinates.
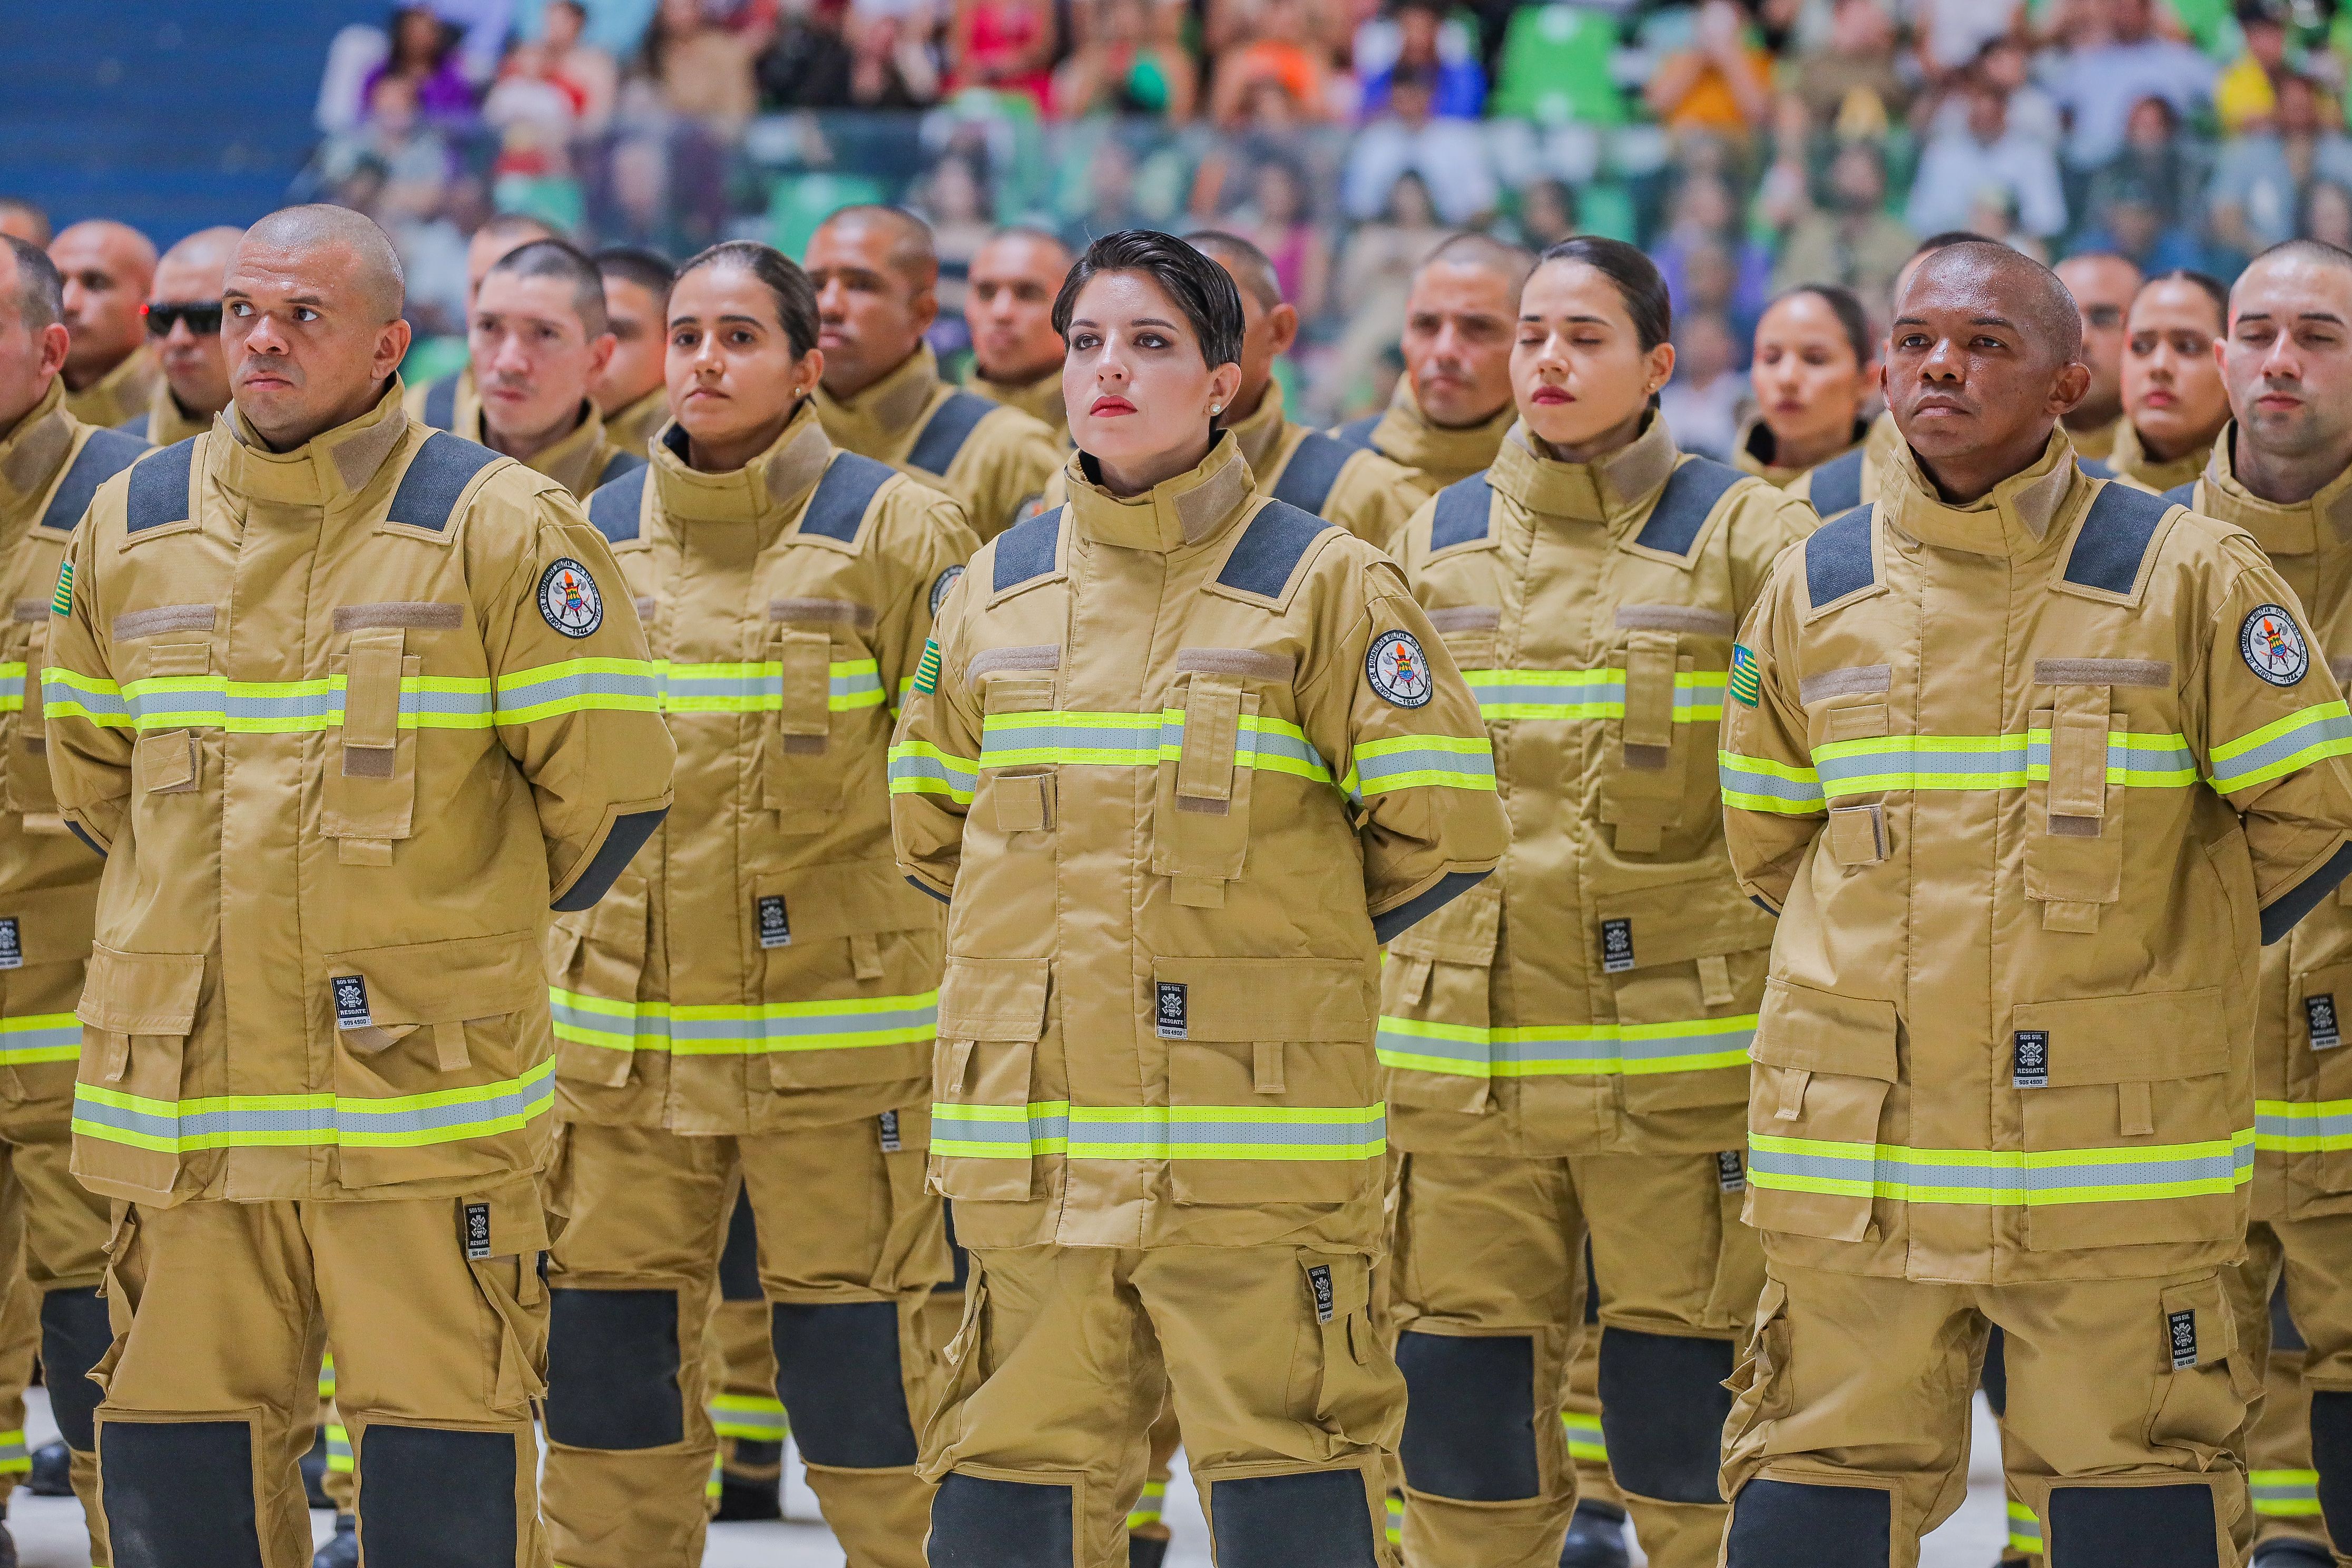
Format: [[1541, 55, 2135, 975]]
[[929, 564, 965, 617], [538, 558, 604, 639], [1366, 629, 1434, 708], [2241, 603, 2309, 686]]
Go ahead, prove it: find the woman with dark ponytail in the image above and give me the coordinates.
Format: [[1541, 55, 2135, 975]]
[[1739, 283, 1880, 489], [1378, 233, 1818, 1568]]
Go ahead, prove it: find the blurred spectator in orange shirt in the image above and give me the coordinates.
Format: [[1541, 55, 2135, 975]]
[[1211, 0, 1340, 125], [1646, 0, 1773, 139]]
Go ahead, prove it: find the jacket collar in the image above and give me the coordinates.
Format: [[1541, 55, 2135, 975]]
[[1370, 379, 1514, 486], [2192, 422, 2352, 557], [1064, 432, 1256, 553], [1880, 425, 2079, 560], [1487, 410, 1680, 530], [64, 347, 159, 430], [2067, 414, 2121, 462], [815, 341, 943, 452], [214, 379, 410, 508], [143, 379, 214, 447], [605, 385, 669, 456], [1223, 379, 1297, 482], [462, 397, 611, 497], [974, 367, 1068, 442], [0, 380, 74, 524], [2108, 416, 2212, 494], [1737, 415, 1867, 491], [649, 398, 834, 528]]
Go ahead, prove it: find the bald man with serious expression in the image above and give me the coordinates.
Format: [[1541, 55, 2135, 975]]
[[128, 225, 242, 445], [48, 219, 160, 429], [966, 228, 1075, 445]]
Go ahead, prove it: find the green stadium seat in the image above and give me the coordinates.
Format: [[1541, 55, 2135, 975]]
[[1492, 5, 1626, 126]]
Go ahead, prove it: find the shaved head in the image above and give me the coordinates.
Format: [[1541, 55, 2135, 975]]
[[814, 205, 938, 287], [1908, 241, 2082, 367], [151, 226, 243, 420], [50, 219, 157, 388], [2223, 241, 2352, 504], [807, 205, 941, 399], [1418, 232, 1536, 297], [0, 200, 49, 249], [158, 225, 244, 279], [241, 204, 405, 324], [1185, 231, 1282, 312]]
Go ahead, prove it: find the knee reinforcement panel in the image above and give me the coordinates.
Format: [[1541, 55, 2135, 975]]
[[544, 1287, 683, 1449], [2309, 1390, 2352, 1547], [41, 1286, 111, 1453], [101, 1419, 267, 1568], [927, 1471, 1074, 1567], [1210, 1470, 1379, 1568], [2046, 1483, 2217, 1568], [772, 1300, 918, 1468], [1595, 1327, 1734, 1505], [1725, 1477, 1891, 1568], [1395, 1330, 1540, 1502], [359, 1424, 518, 1568]]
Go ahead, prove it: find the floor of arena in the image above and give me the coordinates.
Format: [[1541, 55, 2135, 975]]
[[0, 1390, 2012, 1566]]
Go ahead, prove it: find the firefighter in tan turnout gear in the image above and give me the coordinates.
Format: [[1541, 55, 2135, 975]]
[[1714, 238, 2352, 1568], [47, 222, 159, 434], [404, 212, 561, 436], [541, 239, 974, 1568], [449, 239, 642, 501], [591, 246, 678, 460], [891, 230, 1508, 1568], [1377, 238, 1813, 1568], [967, 228, 1075, 449], [41, 204, 675, 1568], [122, 227, 241, 447], [0, 236, 145, 1568]]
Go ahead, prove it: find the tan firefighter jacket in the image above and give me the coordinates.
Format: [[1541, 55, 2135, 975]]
[[2167, 431, 2352, 1223], [1735, 418, 1870, 492], [2081, 418, 2212, 495], [2072, 414, 2121, 463], [404, 367, 477, 436], [447, 396, 641, 502], [1380, 415, 1815, 1163], [1332, 381, 1515, 504], [971, 368, 1070, 449], [604, 386, 670, 460], [119, 381, 213, 447], [63, 350, 160, 435], [43, 381, 676, 1207], [890, 433, 1509, 1251], [0, 383, 145, 1107], [816, 344, 1062, 543], [1721, 429, 2352, 1285], [1786, 408, 1902, 517], [550, 403, 979, 1137]]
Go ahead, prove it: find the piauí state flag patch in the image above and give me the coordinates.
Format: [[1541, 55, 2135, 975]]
[[1729, 643, 1761, 707]]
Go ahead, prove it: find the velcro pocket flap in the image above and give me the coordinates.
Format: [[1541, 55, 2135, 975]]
[[1595, 877, 1781, 972], [77, 947, 204, 1035], [758, 859, 944, 945], [326, 932, 543, 1027], [2006, 989, 2228, 1085], [1150, 957, 1370, 1042], [1751, 978, 1898, 1080], [1384, 874, 1499, 966], [937, 956, 1051, 1041], [0, 883, 97, 967]]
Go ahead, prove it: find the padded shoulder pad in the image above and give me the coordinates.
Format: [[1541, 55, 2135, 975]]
[[125, 437, 199, 534], [1805, 504, 1876, 610], [2077, 456, 2114, 480], [422, 374, 460, 432], [1634, 457, 1746, 557], [1217, 499, 1333, 597], [905, 390, 994, 477], [2062, 481, 2174, 595], [801, 452, 897, 543], [992, 505, 1063, 592], [1806, 448, 1867, 517], [43, 427, 150, 534], [115, 412, 150, 440], [1332, 415, 1380, 454], [1269, 431, 1356, 517], [386, 432, 503, 533], [600, 448, 646, 485], [2161, 479, 2198, 508], [1428, 474, 1494, 551], [586, 462, 650, 545]]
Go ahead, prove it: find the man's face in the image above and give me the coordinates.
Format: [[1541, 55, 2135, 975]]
[[1400, 259, 1517, 427], [1213, 259, 1297, 415], [967, 233, 1069, 385], [806, 216, 935, 399], [222, 237, 410, 449], [1885, 256, 2086, 466], [2054, 253, 2141, 421], [2223, 253, 2352, 462], [49, 222, 154, 385], [471, 269, 614, 448], [0, 253, 69, 435], [593, 273, 669, 415], [147, 244, 234, 418], [465, 223, 554, 313]]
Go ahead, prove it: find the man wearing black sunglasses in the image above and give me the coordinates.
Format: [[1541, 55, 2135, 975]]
[[123, 226, 241, 447]]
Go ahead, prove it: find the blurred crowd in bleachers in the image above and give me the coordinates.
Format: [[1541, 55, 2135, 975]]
[[295, 0, 2352, 440]]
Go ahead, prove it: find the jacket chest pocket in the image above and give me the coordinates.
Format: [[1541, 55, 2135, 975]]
[[2, 608, 53, 820], [1380, 878, 1501, 1115], [2012, 989, 2242, 1252], [324, 629, 420, 865], [1152, 674, 1260, 907], [2288, 960, 2352, 1194], [1599, 632, 1702, 855], [975, 676, 1057, 846], [74, 946, 205, 1201], [930, 956, 1050, 1203], [1744, 979, 1898, 1243], [2024, 689, 2126, 934], [761, 626, 846, 831]]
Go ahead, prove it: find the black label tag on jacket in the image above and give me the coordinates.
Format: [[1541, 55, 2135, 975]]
[[331, 975, 372, 1031], [2168, 1308, 2198, 1369], [1599, 918, 1634, 975], [1716, 1150, 1746, 1191], [2310, 994, 2343, 1050], [878, 1110, 902, 1153], [757, 895, 791, 949], [1155, 982, 1188, 1039], [2012, 1030, 2049, 1089], [1307, 1263, 1335, 1323], [0, 918, 23, 972], [463, 1201, 493, 1261]]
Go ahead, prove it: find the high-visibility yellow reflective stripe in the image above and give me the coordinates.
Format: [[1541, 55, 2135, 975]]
[[2211, 701, 2352, 794], [0, 662, 23, 714], [1344, 733, 1497, 798], [326, 1424, 354, 1473], [0, 1429, 28, 1474], [1385, 1494, 1404, 1545], [710, 1394, 789, 1440], [1811, 730, 2198, 798], [978, 709, 1340, 787], [1561, 1410, 1608, 1463], [1126, 1478, 1168, 1530], [2006, 1501, 2041, 1551], [71, 1058, 555, 1152], [1718, 750, 1826, 815], [2257, 1099, 2352, 1152], [0, 1012, 79, 1067], [489, 659, 662, 724], [2252, 1468, 2321, 1516], [653, 659, 883, 714], [44, 659, 666, 731], [1379, 1015, 1755, 1078], [1748, 1130, 2252, 1206], [1465, 668, 1727, 723], [931, 1101, 1386, 1161], [550, 988, 936, 1055], [887, 740, 977, 803]]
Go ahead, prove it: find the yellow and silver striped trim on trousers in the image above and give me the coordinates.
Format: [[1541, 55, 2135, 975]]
[[2252, 1467, 2322, 1517], [1562, 1410, 1609, 1465], [1127, 1478, 1167, 1532], [2007, 1500, 2041, 1554], [0, 1428, 29, 1475], [711, 1394, 789, 1443]]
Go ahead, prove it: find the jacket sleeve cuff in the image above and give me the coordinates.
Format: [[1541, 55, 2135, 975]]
[[550, 797, 670, 912], [905, 874, 950, 906], [2260, 838, 2352, 945], [1370, 868, 1492, 945]]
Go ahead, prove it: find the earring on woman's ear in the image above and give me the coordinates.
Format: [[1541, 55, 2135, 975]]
[[1210, 404, 1222, 416]]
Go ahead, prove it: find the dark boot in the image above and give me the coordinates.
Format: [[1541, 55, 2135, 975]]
[[2254, 1544, 2335, 1568], [1559, 1500, 1630, 1568], [713, 1437, 784, 1522], [23, 1441, 67, 1498], [1129, 1534, 1169, 1568], [310, 1512, 357, 1568]]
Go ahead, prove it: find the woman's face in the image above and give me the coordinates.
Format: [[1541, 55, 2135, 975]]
[[665, 264, 821, 457], [1062, 270, 1241, 477], [2122, 277, 2229, 460], [1512, 259, 1673, 453], [1751, 291, 1872, 455]]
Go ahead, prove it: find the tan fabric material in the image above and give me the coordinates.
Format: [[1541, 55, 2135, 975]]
[[2232, 1220, 2338, 1557], [400, 366, 476, 433], [710, 1289, 781, 1482], [2070, 415, 2121, 463], [542, 1115, 947, 1568], [1561, 1328, 1621, 1513], [1722, 1261, 2255, 1568], [133, 381, 211, 448], [971, 370, 1069, 450], [1735, 418, 1869, 492], [921, 1242, 1402, 1568], [816, 345, 1062, 541], [1221, 381, 1425, 550], [603, 387, 670, 460], [62, 351, 159, 434], [452, 396, 637, 502], [1785, 408, 1901, 513], [1353, 381, 1515, 502], [94, 1183, 552, 1568], [2103, 418, 2212, 495], [0, 1110, 112, 1562]]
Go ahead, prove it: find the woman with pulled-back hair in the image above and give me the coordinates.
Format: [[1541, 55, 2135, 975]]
[[2096, 268, 2232, 493], [1379, 234, 1818, 1568], [537, 237, 979, 1568], [1739, 283, 1880, 489], [893, 230, 1505, 1568]]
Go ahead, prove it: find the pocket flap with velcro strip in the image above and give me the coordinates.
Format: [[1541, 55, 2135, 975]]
[[937, 956, 1052, 1041], [76, 946, 205, 1035], [1594, 877, 1781, 974], [2005, 989, 2229, 1084], [324, 931, 544, 1027], [1384, 874, 1500, 966], [1750, 978, 1899, 1080], [1149, 957, 1371, 1042], [0, 883, 98, 967], [756, 859, 945, 946]]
